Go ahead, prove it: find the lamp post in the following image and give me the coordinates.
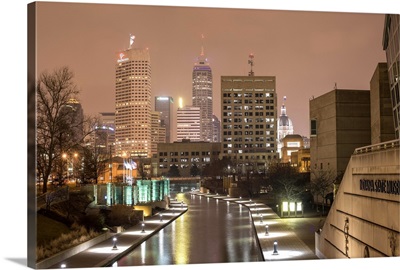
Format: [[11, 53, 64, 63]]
[[272, 241, 279, 255], [62, 152, 78, 184], [112, 237, 118, 250]]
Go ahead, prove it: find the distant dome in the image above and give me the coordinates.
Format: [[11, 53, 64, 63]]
[[278, 105, 293, 128], [278, 114, 293, 127]]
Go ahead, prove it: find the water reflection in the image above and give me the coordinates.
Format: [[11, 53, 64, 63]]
[[117, 193, 263, 266]]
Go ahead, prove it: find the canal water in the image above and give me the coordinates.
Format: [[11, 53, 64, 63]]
[[116, 192, 264, 266]]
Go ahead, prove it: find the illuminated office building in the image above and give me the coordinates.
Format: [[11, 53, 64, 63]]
[[192, 40, 213, 142], [221, 74, 278, 173], [155, 96, 173, 143], [177, 106, 200, 142], [115, 35, 152, 158]]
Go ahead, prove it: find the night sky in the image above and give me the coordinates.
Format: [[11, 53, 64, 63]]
[[36, 1, 388, 140]]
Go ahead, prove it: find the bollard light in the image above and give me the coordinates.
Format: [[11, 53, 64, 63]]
[[61, 263, 66, 268], [112, 237, 118, 250], [260, 214, 263, 224], [272, 241, 279, 255], [265, 225, 269, 236], [141, 223, 145, 233], [160, 214, 163, 222]]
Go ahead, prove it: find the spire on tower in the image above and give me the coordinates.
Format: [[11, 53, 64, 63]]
[[248, 53, 254, 76], [129, 34, 135, 49], [200, 34, 205, 56]]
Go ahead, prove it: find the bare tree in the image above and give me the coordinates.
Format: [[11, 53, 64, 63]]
[[36, 67, 84, 193], [309, 168, 337, 214], [269, 162, 305, 202]]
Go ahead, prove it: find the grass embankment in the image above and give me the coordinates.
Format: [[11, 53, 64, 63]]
[[37, 214, 70, 247]]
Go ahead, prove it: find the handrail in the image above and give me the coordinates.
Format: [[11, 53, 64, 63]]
[[353, 139, 400, 155]]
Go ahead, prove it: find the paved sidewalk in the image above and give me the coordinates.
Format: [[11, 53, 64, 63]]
[[196, 192, 319, 261], [45, 193, 318, 269], [46, 199, 188, 269]]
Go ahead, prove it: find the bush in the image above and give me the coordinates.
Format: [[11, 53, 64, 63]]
[[105, 205, 140, 228], [80, 213, 105, 232]]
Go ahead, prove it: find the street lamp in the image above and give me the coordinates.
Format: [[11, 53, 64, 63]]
[[112, 237, 118, 250]]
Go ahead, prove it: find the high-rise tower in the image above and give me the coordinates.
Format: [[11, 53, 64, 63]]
[[177, 106, 201, 142], [221, 55, 278, 173], [192, 35, 213, 142], [155, 96, 173, 143], [115, 35, 152, 158]]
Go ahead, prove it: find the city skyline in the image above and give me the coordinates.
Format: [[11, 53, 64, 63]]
[[36, 1, 388, 140], [1, 1, 398, 270]]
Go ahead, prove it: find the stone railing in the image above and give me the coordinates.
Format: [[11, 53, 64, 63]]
[[353, 139, 400, 155]]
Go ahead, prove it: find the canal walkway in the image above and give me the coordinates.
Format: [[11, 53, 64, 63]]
[[44, 192, 318, 269]]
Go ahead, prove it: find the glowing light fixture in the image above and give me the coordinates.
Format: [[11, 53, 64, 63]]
[[282, 201, 288, 212], [112, 237, 118, 250], [273, 241, 279, 255]]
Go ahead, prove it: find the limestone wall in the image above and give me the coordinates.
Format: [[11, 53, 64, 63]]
[[316, 141, 400, 259]]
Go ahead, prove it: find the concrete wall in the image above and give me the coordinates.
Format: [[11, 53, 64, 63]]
[[36, 231, 111, 269], [316, 140, 400, 259]]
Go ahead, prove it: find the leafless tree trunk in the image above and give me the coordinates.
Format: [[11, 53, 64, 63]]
[[37, 67, 81, 193]]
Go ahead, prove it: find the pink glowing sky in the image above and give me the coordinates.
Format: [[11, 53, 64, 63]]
[[36, 1, 389, 140]]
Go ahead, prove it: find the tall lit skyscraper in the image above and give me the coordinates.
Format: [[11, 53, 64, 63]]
[[177, 106, 200, 142], [221, 55, 278, 173], [155, 96, 173, 143], [151, 111, 166, 157], [221, 84, 277, 173], [383, 14, 400, 139], [62, 98, 84, 143], [212, 114, 221, 142], [115, 35, 152, 158], [192, 37, 213, 142]]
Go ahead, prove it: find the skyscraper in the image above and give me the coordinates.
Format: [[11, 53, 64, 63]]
[[212, 114, 221, 142], [221, 72, 278, 173], [192, 37, 213, 142], [177, 106, 200, 142], [155, 96, 173, 143], [115, 35, 152, 158], [151, 111, 166, 157], [61, 98, 84, 143]]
